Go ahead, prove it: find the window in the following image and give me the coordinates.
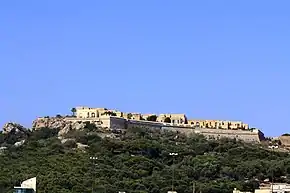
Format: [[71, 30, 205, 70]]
[[15, 188, 34, 193]]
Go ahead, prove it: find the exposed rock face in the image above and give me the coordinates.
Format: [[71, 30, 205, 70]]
[[32, 117, 67, 130], [0, 146, 7, 155], [2, 122, 29, 135], [60, 138, 75, 144], [76, 143, 89, 149], [32, 117, 87, 136], [14, 140, 26, 147], [279, 136, 290, 147]]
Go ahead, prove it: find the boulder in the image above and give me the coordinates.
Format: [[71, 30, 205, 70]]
[[61, 138, 75, 144], [0, 146, 7, 155], [76, 143, 89, 149], [14, 140, 25, 147]]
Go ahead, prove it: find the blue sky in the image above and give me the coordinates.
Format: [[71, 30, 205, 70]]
[[1, 1, 289, 136]]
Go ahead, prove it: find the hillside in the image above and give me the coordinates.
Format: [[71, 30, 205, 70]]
[[1, 123, 290, 193]]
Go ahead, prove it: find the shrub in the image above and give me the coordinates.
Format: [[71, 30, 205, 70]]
[[30, 127, 59, 140], [282, 133, 290, 136], [146, 115, 157, 122], [63, 140, 77, 148], [56, 114, 62, 118], [164, 117, 171, 123]]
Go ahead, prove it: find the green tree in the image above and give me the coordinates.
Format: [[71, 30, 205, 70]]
[[102, 111, 117, 116], [164, 117, 171, 123], [71, 108, 77, 117], [282, 133, 290, 136], [127, 113, 133, 119], [146, 115, 157, 122]]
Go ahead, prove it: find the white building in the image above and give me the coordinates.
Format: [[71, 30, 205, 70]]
[[255, 183, 290, 193], [234, 183, 290, 193], [14, 177, 36, 193]]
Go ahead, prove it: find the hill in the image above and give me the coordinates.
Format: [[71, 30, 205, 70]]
[[1, 123, 290, 193]]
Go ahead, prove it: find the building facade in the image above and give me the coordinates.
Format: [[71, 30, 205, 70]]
[[74, 107, 251, 130], [234, 183, 290, 193], [14, 177, 36, 193], [188, 120, 249, 130]]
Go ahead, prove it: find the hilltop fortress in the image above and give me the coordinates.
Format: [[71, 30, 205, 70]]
[[44, 106, 265, 143]]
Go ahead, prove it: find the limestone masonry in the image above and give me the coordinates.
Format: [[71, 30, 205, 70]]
[[41, 106, 265, 143]]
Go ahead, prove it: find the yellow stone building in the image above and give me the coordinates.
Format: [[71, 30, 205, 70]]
[[74, 106, 249, 130], [75, 106, 124, 118], [157, 114, 188, 124], [187, 120, 249, 130], [75, 106, 107, 118]]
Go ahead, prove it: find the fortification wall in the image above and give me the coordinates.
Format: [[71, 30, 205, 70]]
[[62, 116, 264, 143], [108, 116, 263, 143], [127, 119, 162, 130], [194, 128, 264, 143], [107, 116, 127, 130], [161, 126, 195, 136]]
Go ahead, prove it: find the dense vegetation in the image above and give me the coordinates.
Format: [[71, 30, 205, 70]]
[[1, 126, 290, 193]]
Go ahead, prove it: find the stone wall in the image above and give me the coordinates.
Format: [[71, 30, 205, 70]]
[[161, 126, 195, 136], [42, 115, 265, 143], [106, 116, 127, 130], [108, 116, 263, 143], [194, 128, 264, 143], [127, 119, 163, 130]]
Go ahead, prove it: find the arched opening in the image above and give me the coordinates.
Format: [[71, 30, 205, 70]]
[[91, 113, 95, 118]]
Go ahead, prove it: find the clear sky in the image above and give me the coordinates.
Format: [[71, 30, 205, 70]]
[[1, 1, 289, 136]]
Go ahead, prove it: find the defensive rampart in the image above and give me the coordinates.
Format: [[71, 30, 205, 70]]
[[33, 116, 264, 143], [108, 116, 264, 143], [194, 128, 264, 143]]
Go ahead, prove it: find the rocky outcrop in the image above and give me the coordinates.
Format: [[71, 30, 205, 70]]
[[32, 117, 87, 136], [2, 122, 30, 135], [0, 146, 7, 155], [32, 117, 67, 130], [14, 140, 25, 147], [279, 135, 290, 147], [60, 138, 75, 144], [1, 123, 30, 146], [76, 143, 89, 149]]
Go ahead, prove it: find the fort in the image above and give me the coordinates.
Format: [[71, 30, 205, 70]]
[[57, 106, 265, 143]]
